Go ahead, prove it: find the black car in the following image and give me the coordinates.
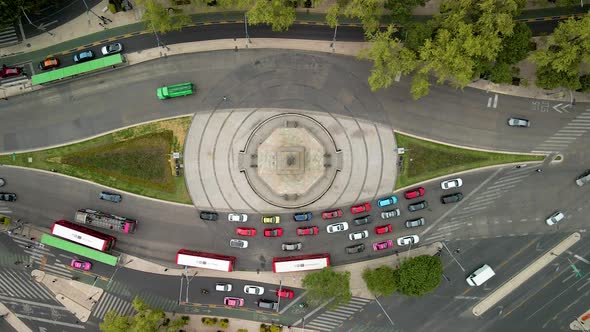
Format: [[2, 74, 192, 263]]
[[353, 215, 373, 226], [408, 200, 428, 212], [346, 243, 365, 254], [257, 299, 279, 310], [0, 193, 16, 202], [441, 193, 463, 204], [405, 217, 425, 228], [199, 211, 218, 221]]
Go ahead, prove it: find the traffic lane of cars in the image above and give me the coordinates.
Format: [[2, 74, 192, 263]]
[[33, 42, 124, 74]]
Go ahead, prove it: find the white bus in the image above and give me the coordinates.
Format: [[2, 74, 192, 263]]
[[272, 254, 330, 273], [175, 249, 236, 272], [51, 220, 116, 252]]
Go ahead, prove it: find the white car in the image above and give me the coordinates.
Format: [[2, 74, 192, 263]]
[[546, 211, 565, 226], [228, 213, 248, 222], [397, 235, 419, 246], [244, 285, 265, 295], [0, 178, 4, 187], [348, 230, 369, 241], [229, 239, 248, 249], [215, 283, 232, 292], [327, 222, 349, 234], [441, 178, 463, 190]]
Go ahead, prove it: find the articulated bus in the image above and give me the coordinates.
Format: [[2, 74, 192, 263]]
[[175, 249, 236, 272], [74, 209, 137, 234], [272, 253, 331, 273], [51, 220, 116, 252]]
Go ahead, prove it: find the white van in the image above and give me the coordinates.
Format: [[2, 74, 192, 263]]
[[466, 264, 495, 286]]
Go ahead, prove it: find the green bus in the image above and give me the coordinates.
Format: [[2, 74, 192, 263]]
[[157, 82, 195, 100], [41, 234, 119, 266]]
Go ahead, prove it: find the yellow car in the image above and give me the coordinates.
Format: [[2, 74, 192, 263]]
[[261, 216, 280, 224]]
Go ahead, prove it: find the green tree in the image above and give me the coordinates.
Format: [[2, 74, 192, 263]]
[[497, 21, 532, 64], [403, 21, 437, 52], [530, 12, 590, 90], [246, 0, 296, 31], [362, 265, 397, 297], [100, 297, 188, 332], [489, 62, 513, 84], [136, 0, 191, 34], [395, 255, 442, 297], [384, 0, 427, 23], [302, 267, 351, 307], [0, 0, 50, 29], [326, 0, 384, 34]]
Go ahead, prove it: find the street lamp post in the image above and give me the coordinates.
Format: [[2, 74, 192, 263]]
[[244, 13, 251, 44], [107, 258, 133, 288], [20, 7, 54, 37], [276, 279, 283, 312], [330, 24, 338, 50], [441, 241, 465, 272]]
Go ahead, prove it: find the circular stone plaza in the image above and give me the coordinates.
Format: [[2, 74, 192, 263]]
[[184, 108, 399, 212]]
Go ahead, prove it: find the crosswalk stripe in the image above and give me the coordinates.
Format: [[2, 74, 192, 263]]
[[341, 302, 364, 309], [321, 312, 350, 319], [314, 315, 343, 324], [332, 308, 357, 314], [305, 323, 334, 331]]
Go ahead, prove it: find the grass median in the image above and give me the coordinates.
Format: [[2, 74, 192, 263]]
[[0, 116, 193, 204], [395, 132, 545, 188]]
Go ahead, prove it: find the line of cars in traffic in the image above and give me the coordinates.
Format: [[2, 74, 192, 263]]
[[37, 43, 124, 71], [216, 282, 293, 310]]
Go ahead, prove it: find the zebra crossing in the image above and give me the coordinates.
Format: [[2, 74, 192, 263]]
[[92, 292, 136, 319], [93, 284, 179, 319], [305, 297, 371, 331], [0, 26, 19, 48], [0, 269, 56, 302], [532, 109, 590, 154], [425, 166, 532, 242], [11, 237, 73, 279], [0, 202, 12, 215]]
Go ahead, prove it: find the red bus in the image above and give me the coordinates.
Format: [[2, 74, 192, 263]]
[[272, 253, 330, 273], [51, 220, 116, 252], [175, 249, 236, 272]]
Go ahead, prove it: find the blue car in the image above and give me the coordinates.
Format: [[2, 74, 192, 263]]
[[377, 195, 398, 208], [73, 50, 95, 63], [293, 212, 312, 222]]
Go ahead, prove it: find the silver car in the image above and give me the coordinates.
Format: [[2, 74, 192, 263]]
[[348, 230, 369, 241], [327, 221, 349, 234], [405, 217, 425, 228], [101, 43, 123, 55], [397, 235, 419, 246], [576, 170, 590, 186], [381, 208, 400, 219], [282, 242, 302, 251], [228, 213, 248, 222], [546, 211, 565, 226], [507, 117, 530, 127], [229, 239, 248, 248], [244, 285, 264, 295]]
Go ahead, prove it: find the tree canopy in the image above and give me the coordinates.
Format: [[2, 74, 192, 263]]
[[302, 267, 351, 307], [100, 297, 188, 332], [362, 265, 397, 297], [136, 0, 191, 34], [0, 0, 50, 30], [394, 255, 442, 297]]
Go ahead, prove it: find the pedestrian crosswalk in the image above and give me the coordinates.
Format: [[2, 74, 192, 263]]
[[0, 269, 56, 302], [305, 297, 371, 332], [92, 290, 180, 319], [0, 204, 12, 215], [0, 26, 18, 48], [11, 237, 73, 279], [532, 110, 590, 154]]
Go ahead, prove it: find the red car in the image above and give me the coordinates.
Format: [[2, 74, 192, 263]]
[[275, 288, 294, 299], [236, 227, 257, 237], [350, 203, 371, 214], [375, 224, 392, 235], [0, 65, 23, 78], [296, 226, 319, 236], [404, 187, 425, 199], [264, 228, 283, 237], [321, 209, 343, 220]]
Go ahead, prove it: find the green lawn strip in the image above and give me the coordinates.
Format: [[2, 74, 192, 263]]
[[395, 132, 544, 189], [0, 117, 193, 204]]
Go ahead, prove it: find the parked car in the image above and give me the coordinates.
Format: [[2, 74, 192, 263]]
[[351, 202, 371, 214], [262, 216, 280, 224], [70, 259, 92, 270], [353, 215, 373, 226], [293, 212, 312, 222], [257, 299, 279, 310], [229, 239, 248, 249], [381, 209, 400, 219], [576, 170, 590, 186], [546, 211, 565, 226], [296, 226, 319, 236], [441, 192, 463, 204], [507, 117, 530, 127], [377, 195, 398, 208], [373, 240, 393, 251], [327, 221, 349, 234], [441, 178, 463, 190], [228, 213, 248, 222], [375, 224, 392, 235], [101, 43, 123, 55], [404, 187, 425, 199], [236, 227, 256, 237], [244, 285, 264, 295], [38, 57, 60, 70], [408, 200, 428, 212], [345, 243, 365, 254], [215, 283, 232, 292], [0, 65, 23, 78], [73, 50, 95, 63], [99, 191, 122, 203], [0, 178, 5, 187], [397, 235, 419, 246], [0, 193, 16, 202], [224, 297, 244, 307], [282, 242, 302, 251], [348, 230, 369, 241], [276, 288, 294, 299], [405, 217, 425, 228], [321, 209, 343, 220], [200, 211, 218, 221], [264, 228, 283, 237]]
